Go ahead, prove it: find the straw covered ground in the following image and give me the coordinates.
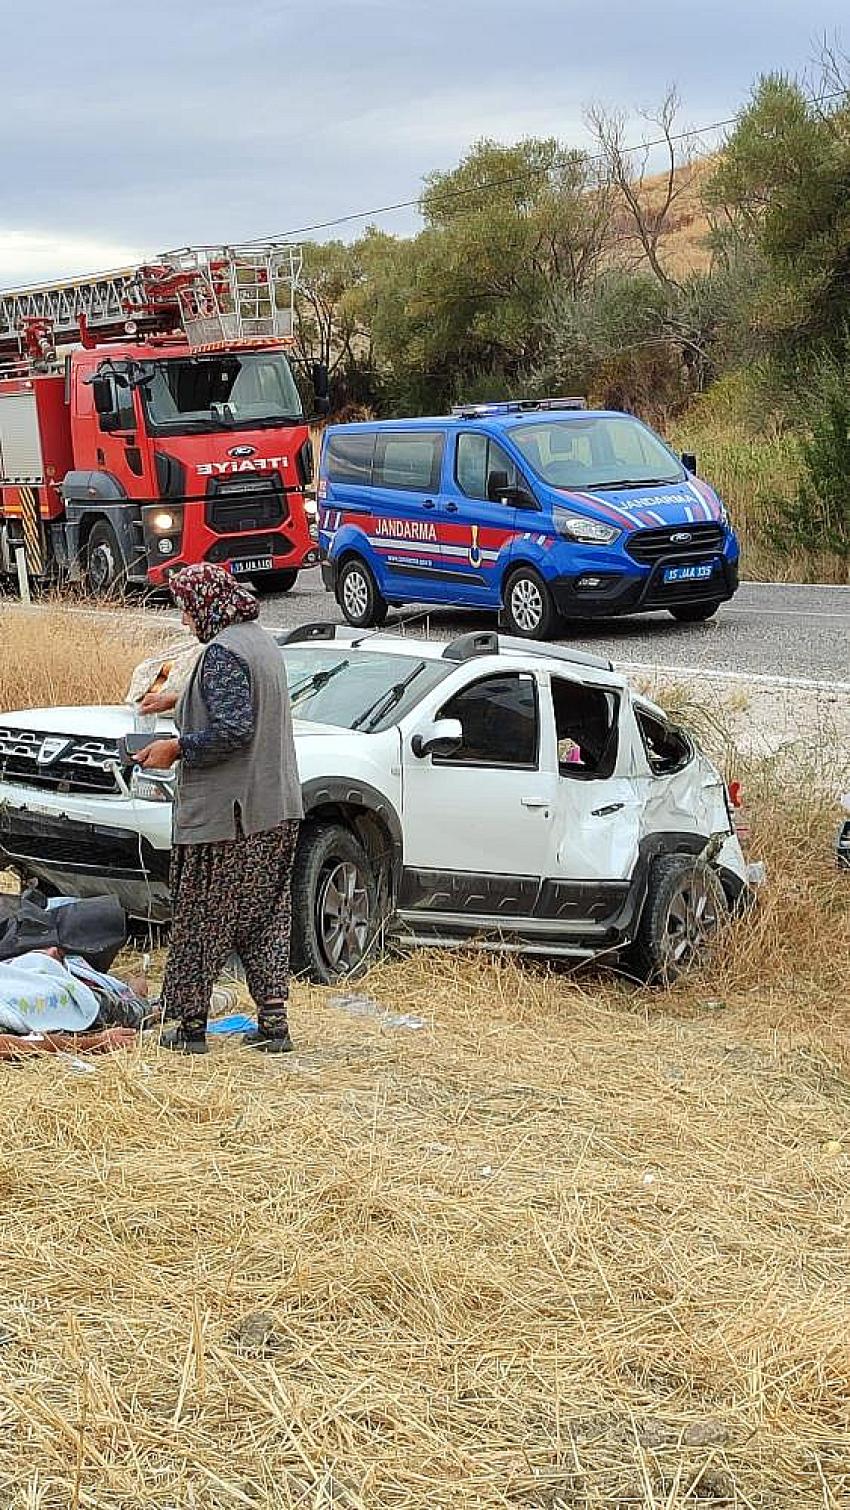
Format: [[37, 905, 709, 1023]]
[[0, 604, 848, 1506]]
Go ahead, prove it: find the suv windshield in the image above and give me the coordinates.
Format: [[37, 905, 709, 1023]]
[[509, 415, 684, 491], [142, 353, 303, 434], [279, 647, 451, 732]]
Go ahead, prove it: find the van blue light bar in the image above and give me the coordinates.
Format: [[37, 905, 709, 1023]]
[[451, 396, 587, 418]]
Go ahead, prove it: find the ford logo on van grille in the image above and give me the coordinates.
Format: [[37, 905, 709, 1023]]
[[670, 531, 693, 543], [228, 445, 256, 458]]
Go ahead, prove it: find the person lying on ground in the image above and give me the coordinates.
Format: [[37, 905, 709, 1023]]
[[0, 1027, 137, 1061], [0, 947, 148, 1043]]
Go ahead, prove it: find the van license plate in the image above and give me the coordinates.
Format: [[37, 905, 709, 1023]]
[[663, 562, 714, 584], [231, 557, 273, 576]]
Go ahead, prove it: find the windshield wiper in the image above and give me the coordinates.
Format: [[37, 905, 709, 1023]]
[[289, 660, 350, 707], [585, 476, 681, 490], [351, 662, 427, 733]]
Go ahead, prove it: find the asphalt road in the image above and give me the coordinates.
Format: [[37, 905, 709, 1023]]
[[250, 573, 850, 685]]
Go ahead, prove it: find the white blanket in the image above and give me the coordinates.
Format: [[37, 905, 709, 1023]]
[[0, 953, 101, 1035]]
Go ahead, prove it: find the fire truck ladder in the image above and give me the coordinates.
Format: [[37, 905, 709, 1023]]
[[0, 267, 141, 355], [0, 243, 304, 357]]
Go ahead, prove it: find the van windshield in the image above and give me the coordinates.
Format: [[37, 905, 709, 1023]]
[[143, 353, 303, 434], [509, 416, 684, 491]]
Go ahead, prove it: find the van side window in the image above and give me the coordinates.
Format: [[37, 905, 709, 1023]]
[[436, 673, 538, 768], [636, 708, 692, 775], [373, 432, 444, 493], [551, 678, 619, 778], [326, 432, 375, 486], [456, 434, 521, 501]]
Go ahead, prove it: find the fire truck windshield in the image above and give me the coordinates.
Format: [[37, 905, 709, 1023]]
[[141, 352, 303, 433]]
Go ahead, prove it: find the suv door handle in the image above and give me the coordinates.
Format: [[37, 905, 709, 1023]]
[[445, 501, 458, 513], [591, 802, 625, 817], [422, 499, 435, 510]]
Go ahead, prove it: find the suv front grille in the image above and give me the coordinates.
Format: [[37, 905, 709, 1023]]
[[625, 523, 725, 564], [0, 729, 123, 795], [205, 473, 288, 535]]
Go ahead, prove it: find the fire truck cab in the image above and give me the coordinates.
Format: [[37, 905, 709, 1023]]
[[0, 245, 327, 594]]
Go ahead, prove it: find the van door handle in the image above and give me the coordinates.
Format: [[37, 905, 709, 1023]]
[[591, 802, 624, 817], [422, 499, 435, 509], [521, 797, 550, 810]]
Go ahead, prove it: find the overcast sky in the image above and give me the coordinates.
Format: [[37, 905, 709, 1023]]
[[0, 0, 844, 286]]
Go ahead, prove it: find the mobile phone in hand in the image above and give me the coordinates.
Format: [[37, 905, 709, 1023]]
[[118, 734, 156, 765]]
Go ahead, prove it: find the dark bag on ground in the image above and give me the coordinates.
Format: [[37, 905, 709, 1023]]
[[0, 890, 127, 972]]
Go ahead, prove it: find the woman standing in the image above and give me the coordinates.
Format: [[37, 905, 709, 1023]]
[[136, 564, 303, 1054]]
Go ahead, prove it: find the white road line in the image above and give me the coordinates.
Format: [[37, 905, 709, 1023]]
[[616, 660, 850, 694], [722, 606, 850, 621]]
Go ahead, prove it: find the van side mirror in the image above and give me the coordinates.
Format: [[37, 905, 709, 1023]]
[[312, 362, 331, 417], [487, 469, 537, 509], [411, 717, 463, 760], [681, 451, 697, 475]]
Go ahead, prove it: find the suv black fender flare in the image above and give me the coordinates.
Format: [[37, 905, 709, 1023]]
[[603, 830, 745, 948], [300, 777, 403, 905]]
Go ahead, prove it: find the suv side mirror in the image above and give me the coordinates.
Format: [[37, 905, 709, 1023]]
[[312, 362, 331, 417], [681, 451, 697, 475], [411, 717, 463, 760], [487, 469, 537, 509]]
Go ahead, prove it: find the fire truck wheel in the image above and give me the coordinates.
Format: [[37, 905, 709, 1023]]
[[86, 521, 126, 597], [251, 569, 298, 594]]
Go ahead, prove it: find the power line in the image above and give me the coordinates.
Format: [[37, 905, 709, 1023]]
[[243, 87, 846, 247]]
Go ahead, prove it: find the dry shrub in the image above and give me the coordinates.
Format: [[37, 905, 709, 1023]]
[[0, 601, 169, 714]]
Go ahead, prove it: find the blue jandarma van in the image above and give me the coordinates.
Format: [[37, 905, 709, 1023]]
[[317, 398, 739, 639]]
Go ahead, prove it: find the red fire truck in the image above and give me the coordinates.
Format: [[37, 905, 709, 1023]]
[[0, 244, 327, 595]]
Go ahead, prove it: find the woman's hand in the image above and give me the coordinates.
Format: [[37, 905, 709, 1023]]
[[136, 738, 182, 770], [139, 690, 178, 715]]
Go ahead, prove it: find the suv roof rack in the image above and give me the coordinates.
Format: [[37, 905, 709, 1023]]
[[451, 396, 587, 419], [442, 630, 613, 673], [278, 622, 338, 644], [442, 631, 500, 662]]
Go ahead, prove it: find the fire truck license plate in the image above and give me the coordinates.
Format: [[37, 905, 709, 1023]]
[[231, 557, 273, 576]]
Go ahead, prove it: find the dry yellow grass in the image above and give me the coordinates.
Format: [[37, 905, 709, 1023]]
[[0, 607, 847, 1507], [0, 601, 168, 714]]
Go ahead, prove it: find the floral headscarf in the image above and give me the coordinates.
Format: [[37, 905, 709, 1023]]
[[169, 564, 260, 644]]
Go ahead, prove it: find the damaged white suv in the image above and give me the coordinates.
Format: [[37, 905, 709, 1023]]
[[0, 626, 752, 983]]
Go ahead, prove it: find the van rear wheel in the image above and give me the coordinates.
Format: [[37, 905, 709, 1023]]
[[502, 566, 559, 640], [337, 557, 388, 629]]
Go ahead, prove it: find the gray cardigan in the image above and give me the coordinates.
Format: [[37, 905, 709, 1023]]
[[173, 621, 303, 845]]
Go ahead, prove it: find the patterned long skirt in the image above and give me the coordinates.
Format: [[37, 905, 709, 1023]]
[[162, 819, 300, 1036]]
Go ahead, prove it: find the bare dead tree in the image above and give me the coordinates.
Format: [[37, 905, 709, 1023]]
[[585, 87, 697, 293]]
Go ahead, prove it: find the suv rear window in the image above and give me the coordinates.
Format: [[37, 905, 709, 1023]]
[[636, 708, 692, 775], [326, 431, 375, 485], [373, 432, 444, 493]]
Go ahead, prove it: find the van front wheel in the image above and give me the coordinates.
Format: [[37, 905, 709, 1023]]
[[337, 557, 388, 629], [670, 601, 721, 623], [502, 566, 559, 640]]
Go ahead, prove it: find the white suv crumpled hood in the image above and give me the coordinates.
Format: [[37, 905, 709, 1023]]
[[0, 705, 143, 736], [0, 705, 359, 744]]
